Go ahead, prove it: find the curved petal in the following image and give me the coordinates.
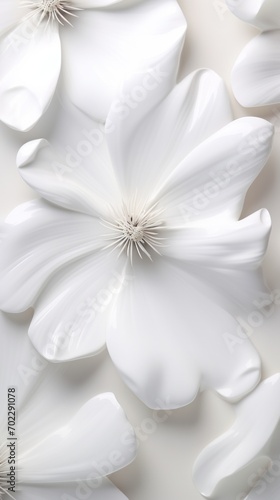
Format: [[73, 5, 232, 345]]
[[0, 200, 105, 313], [17, 139, 121, 218], [231, 31, 280, 107], [163, 210, 271, 270], [19, 393, 136, 484], [107, 256, 261, 409], [226, 0, 280, 30], [0, 19, 61, 131], [193, 374, 280, 500], [28, 252, 127, 362], [15, 480, 129, 500], [157, 117, 274, 224], [107, 69, 232, 201], [61, 0, 186, 122], [161, 210, 271, 315]]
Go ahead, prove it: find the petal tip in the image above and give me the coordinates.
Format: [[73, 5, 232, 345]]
[[17, 139, 47, 169]]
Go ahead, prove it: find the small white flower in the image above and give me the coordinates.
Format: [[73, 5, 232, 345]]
[[0, 312, 136, 500], [0, 69, 274, 410], [0, 0, 186, 131], [193, 373, 280, 500], [226, 0, 280, 107]]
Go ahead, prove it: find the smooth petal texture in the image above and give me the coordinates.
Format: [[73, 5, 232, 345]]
[[0, 19, 61, 131], [162, 210, 271, 270], [19, 393, 136, 484], [74, 0, 124, 6], [61, 0, 186, 121], [231, 31, 280, 107], [107, 257, 261, 410], [17, 138, 121, 218], [0, 200, 105, 313], [28, 251, 127, 362], [15, 479, 129, 500], [107, 69, 232, 201], [161, 210, 271, 316], [193, 374, 280, 500], [157, 117, 274, 224], [226, 0, 280, 30]]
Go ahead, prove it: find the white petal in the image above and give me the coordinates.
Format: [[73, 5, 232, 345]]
[[15, 479, 129, 500], [28, 252, 127, 362], [0, 200, 105, 312], [231, 31, 280, 107], [162, 210, 271, 270], [107, 257, 261, 409], [226, 0, 280, 30], [193, 374, 280, 500], [17, 138, 121, 218], [157, 117, 274, 224], [0, 20, 61, 131], [19, 393, 136, 484], [74, 0, 124, 6], [61, 0, 186, 121], [161, 210, 271, 315], [107, 69, 232, 201]]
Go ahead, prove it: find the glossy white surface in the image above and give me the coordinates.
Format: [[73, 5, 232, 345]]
[[0, 312, 136, 499], [0, 69, 273, 410], [226, 0, 280, 107], [193, 374, 280, 500], [0, 0, 186, 130], [1, 0, 280, 499]]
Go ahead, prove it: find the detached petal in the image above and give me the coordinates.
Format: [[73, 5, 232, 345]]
[[226, 0, 280, 30], [158, 117, 274, 224], [15, 480, 129, 500], [107, 69, 232, 200], [28, 252, 127, 362], [0, 200, 105, 313], [107, 257, 261, 409], [231, 31, 280, 107], [0, 19, 61, 131], [17, 139, 121, 218], [193, 374, 280, 500], [61, 0, 186, 121], [19, 393, 136, 484]]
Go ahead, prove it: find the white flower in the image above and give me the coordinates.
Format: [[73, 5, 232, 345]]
[[193, 373, 280, 500], [226, 0, 280, 107], [0, 69, 274, 410], [0, 311, 136, 500], [0, 0, 186, 131]]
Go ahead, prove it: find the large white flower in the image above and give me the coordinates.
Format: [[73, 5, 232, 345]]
[[226, 0, 280, 107], [0, 0, 186, 131], [0, 311, 136, 500], [193, 373, 280, 500], [0, 69, 274, 410]]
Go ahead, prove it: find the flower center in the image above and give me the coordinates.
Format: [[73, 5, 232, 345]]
[[20, 0, 82, 26], [102, 201, 165, 263]]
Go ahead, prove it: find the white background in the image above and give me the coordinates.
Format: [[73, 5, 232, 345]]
[[1, 0, 280, 499]]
